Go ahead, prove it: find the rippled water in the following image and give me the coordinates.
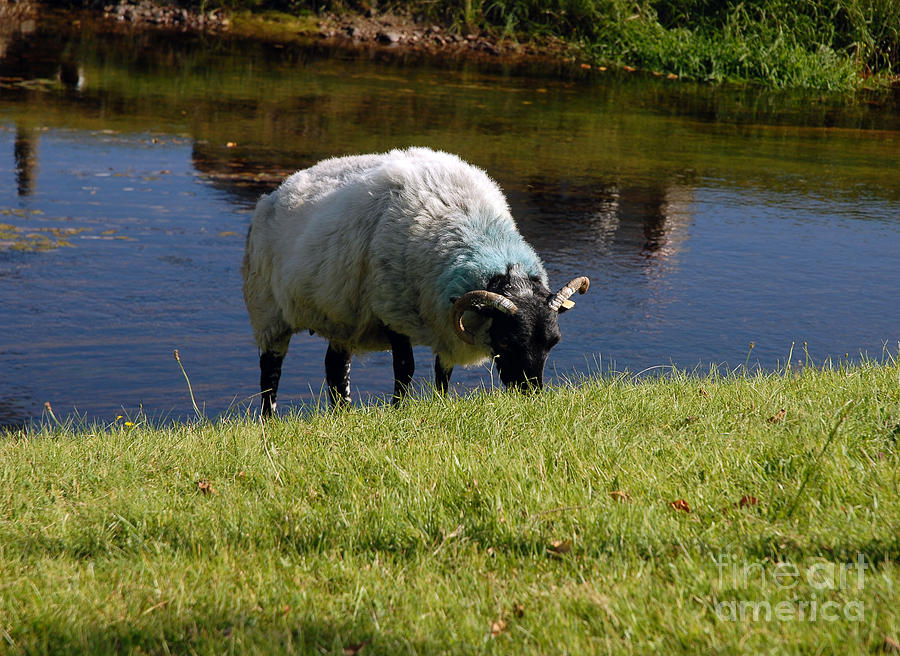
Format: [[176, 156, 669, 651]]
[[1, 13, 898, 426]]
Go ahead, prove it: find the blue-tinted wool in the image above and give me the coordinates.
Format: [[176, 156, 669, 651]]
[[437, 211, 546, 301]]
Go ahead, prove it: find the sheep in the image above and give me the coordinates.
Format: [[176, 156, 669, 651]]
[[242, 147, 589, 415]]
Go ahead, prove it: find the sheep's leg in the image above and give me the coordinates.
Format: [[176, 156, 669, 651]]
[[387, 329, 414, 405], [260, 350, 285, 418], [435, 356, 453, 394], [325, 343, 352, 408]]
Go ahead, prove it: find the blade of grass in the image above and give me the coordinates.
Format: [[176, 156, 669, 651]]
[[174, 349, 203, 421], [783, 399, 855, 519]]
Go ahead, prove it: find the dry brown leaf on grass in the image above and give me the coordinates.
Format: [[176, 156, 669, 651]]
[[490, 619, 507, 637], [738, 495, 759, 508], [768, 409, 786, 423], [882, 636, 900, 652], [609, 489, 632, 502], [342, 640, 370, 655], [721, 495, 762, 514], [196, 479, 217, 495], [670, 499, 691, 513], [547, 539, 572, 555]]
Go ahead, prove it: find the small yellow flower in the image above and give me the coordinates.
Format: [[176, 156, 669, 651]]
[[124, 421, 134, 427]]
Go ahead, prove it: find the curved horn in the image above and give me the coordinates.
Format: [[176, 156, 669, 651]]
[[549, 276, 590, 312], [451, 291, 518, 345]]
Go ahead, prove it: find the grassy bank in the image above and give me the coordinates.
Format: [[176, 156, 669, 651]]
[[2, 360, 899, 653], [452, 0, 899, 89], [210, 0, 899, 90]]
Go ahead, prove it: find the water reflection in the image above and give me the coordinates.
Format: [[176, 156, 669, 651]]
[[2, 4, 83, 198], [514, 177, 694, 261], [0, 1, 35, 61], [13, 125, 37, 196], [0, 12, 898, 427]]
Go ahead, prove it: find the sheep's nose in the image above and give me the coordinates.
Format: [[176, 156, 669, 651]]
[[510, 376, 542, 392]]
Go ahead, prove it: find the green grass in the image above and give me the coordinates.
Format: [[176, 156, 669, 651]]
[[473, 0, 899, 89], [2, 360, 899, 653]]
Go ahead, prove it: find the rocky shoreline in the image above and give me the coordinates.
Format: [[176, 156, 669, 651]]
[[313, 11, 575, 62], [102, 0, 230, 31], [96, 0, 582, 66]]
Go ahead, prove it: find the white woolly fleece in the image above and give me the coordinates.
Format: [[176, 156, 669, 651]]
[[242, 147, 547, 368]]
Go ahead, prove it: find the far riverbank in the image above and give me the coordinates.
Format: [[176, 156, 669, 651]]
[[27, 0, 900, 91]]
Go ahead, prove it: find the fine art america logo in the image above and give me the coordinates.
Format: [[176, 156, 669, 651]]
[[714, 553, 869, 622]]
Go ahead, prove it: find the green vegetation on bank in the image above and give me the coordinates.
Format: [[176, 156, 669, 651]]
[[210, 0, 898, 90], [2, 360, 898, 653]]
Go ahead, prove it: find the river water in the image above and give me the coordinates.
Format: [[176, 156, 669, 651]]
[[1, 14, 898, 426]]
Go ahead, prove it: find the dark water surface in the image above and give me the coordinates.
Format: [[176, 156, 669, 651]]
[[1, 15, 898, 426]]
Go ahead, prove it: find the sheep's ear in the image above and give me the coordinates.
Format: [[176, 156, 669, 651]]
[[557, 299, 576, 313]]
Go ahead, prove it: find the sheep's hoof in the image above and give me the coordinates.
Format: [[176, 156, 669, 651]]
[[328, 393, 351, 409]]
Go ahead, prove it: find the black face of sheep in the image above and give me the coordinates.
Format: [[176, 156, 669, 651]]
[[451, 275, 589, 392], [488, 299, 561, 390]]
